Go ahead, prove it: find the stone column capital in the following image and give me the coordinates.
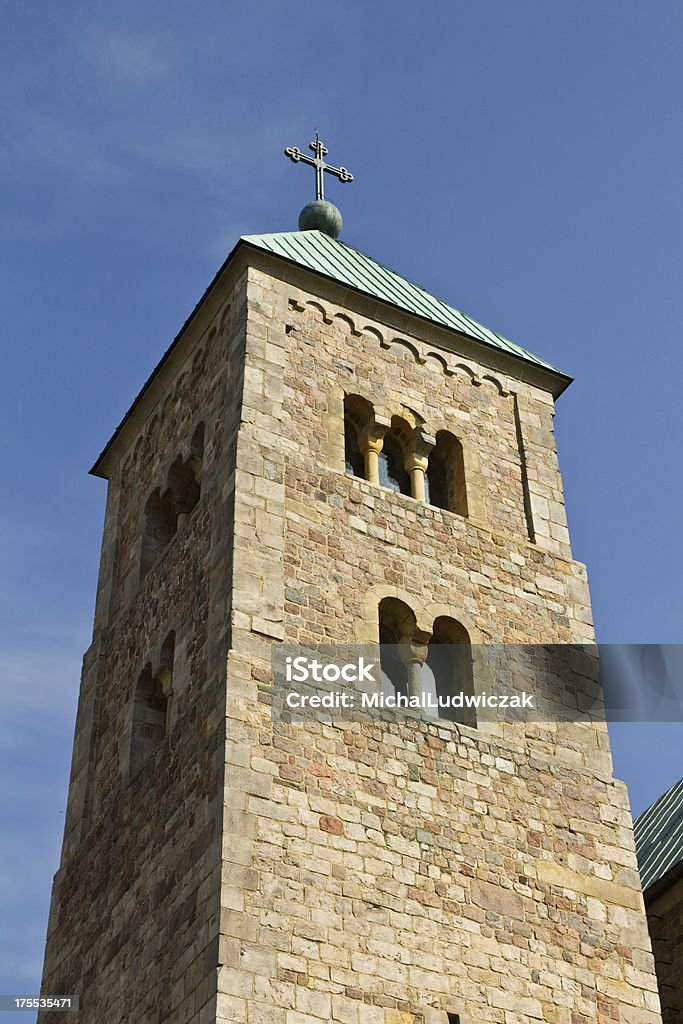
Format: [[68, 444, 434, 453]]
[[397, 631, 431, 667], [404, 429, 435, 498], [404, 452, 429, 474], [359, 415, 390, 454], [410, 428, 437, 460]]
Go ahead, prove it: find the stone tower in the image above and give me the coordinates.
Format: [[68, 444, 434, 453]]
[[40, 218, 663, 1023]]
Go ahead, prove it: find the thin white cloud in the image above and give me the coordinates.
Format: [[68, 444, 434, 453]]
[[1, 102, 128, 183], [80, 27, 171, 89], [1, 8, 334, 195], [2, 92, 325, 191]]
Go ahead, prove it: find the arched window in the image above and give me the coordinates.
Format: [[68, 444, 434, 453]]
[[139, 424, 205, 579], [343, 395, 372, 479], [424, 616, 474, 725], [378, 428, 411, 495], [166, 456, 200, 521], [425, 431, 467, 515], [130, 670, 166, 778], [344, 418, 365, 478], [130, 633, 175, 779], [140, 490, 176, 578], [378, 597, 416, 700]]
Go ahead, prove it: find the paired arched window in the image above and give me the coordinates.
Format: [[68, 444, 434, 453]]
[[140, 423, 205, 579], [343, 396, 468, 515], [130, 632, 175, 778], [378, 598, 474, 725]]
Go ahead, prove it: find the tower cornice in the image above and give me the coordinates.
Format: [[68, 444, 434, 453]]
[[91, 234, 572, 479]]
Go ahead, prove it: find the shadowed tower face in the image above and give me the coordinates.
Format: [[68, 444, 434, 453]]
[[39, 219, 663, 1023]]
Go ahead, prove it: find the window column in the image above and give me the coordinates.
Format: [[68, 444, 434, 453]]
[[404, 428, 435, 502], [398, 635, 430, 700], [359, 416, 389, 485]]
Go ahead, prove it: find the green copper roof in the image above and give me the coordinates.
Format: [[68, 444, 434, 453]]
[[242, 230, 569, 381], [634, 777, 683, 892]]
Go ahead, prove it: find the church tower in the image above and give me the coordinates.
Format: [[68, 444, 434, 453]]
[[40, 141, 663, 1024]]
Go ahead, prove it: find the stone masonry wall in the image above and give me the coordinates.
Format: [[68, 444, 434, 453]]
[[216, 262, 662, 1024], [38, 245, 663, 1024], [646, 877, 683, 1023], [39, 272, 249, 1024]]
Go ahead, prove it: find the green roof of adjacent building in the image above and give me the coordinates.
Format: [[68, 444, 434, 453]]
[[242, 230, 570, 382], [634, 777, 683, 893]]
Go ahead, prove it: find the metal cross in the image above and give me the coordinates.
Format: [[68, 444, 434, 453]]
[[284, 132, 354, 202]]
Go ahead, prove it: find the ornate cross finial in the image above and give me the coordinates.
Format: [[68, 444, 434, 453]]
[[284, 132, 354, 202]]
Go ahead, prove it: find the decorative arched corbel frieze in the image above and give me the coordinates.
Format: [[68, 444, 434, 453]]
[[218, 303, 232, 335], [286, 297, 510, 399], [332, 312, 362, 336], [303, 300, 332, 323], [453, 363, 479, 385], [481, 374, 509, 396], [173, 373, 188, 403], [192, 344, 206, 373], [423, 351, 453, 375], [363, 325, 385, 346], [161, 394, 174, 423], [385, 337, 426, 364]]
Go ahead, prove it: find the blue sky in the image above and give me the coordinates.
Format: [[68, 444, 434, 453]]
[[1, 0, 682, 1012]]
